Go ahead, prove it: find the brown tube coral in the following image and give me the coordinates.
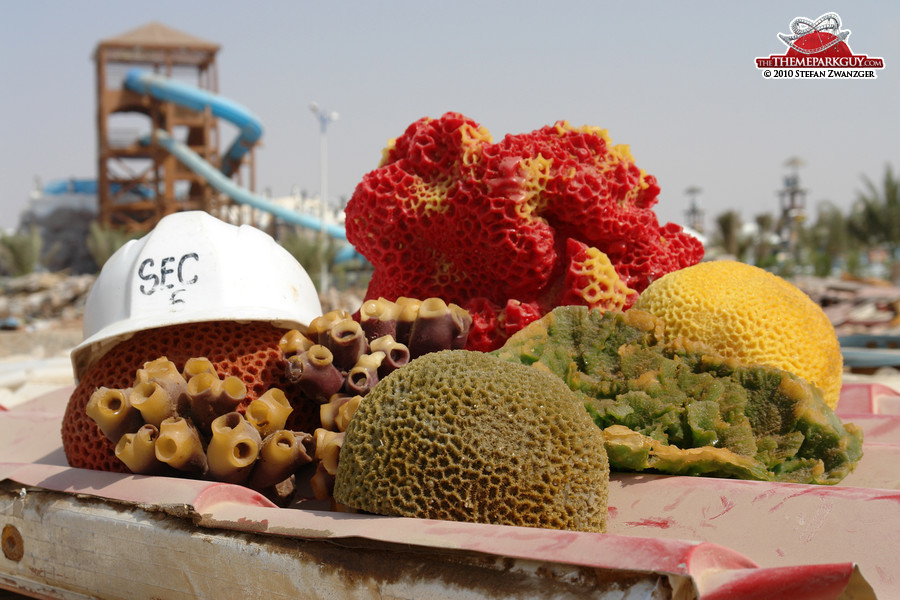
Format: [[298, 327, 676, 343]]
[[344, 352, 384, 397], [368, 335, 410, 377], [86, 387, 143, 442], [286, 345, 344, 402], [449, 303, 474, 349], [314, 428, 345, 476], [129, 358, 189, 426], [324, 318, 368, 370], [310, 461, 336, 501], [207, 412, 262, 484], [245, 388, 293, 437], [155, 417, 207, 475], [320, 394, 352, 431], [115, 424, 164, 474], [279, 329, 314, 357], [407, 298, 457, 358], [248, 430, 314, 490], [358, 298, 401, 341], [182, 357, 216, 381], [135, 356, 182, 385], [307, 310, 353, 345], [395, 297, 422, 345], [129, 382, 178, 427], [334, 395, 362, 432], [187, 371, 247, 431]]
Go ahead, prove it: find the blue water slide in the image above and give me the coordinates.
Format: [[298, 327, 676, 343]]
[[141, 130, 359, 262], [124, 68, 261, 177], [124, 69, 360, 263]]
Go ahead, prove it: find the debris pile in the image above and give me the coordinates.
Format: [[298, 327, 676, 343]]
[[792, 275, 900, 335], [0, 272, 96, 329]]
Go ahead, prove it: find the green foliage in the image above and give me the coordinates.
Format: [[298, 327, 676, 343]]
[[280, 232, 340, 288], [847, 164, 900, 276], [280, 232, 371, 291], [707, 163, 898, 281], [85, 222, 140, 272], [0, 227, 43, 276]]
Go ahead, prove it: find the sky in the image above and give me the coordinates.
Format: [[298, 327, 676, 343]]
[[1, 1, 898, 235]]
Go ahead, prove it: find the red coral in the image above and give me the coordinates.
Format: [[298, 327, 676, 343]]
[[346, 113, 703, 350]]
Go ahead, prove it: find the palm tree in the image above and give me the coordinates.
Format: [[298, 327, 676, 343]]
[[0, 227, 42, 276], [753, 212, 777, 268], [804, 202, 852, 277], [85, 222, 141, 272], [714, 210, 747, 259], [280, 232, 340, 290], [847, 164, 900, 279]]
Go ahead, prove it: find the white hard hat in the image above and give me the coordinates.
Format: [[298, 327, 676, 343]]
[[72, 211, 323, 380]]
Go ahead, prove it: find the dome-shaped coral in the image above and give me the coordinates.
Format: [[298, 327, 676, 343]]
[[333, 349, 609, 532], [633, 260, 843, 409]]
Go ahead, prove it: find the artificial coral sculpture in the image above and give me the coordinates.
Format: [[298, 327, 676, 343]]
[[63, 321, 321, 475], [77, 298, 473, 507], [344, 112, 704, 350], [333, 350, 610, 532], [84, 354, 316, 502]]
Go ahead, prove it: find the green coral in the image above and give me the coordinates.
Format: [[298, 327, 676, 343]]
[[493, 306, 863, 485]]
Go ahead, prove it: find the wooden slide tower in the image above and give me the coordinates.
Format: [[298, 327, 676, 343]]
[[93, 22, 257, 232]]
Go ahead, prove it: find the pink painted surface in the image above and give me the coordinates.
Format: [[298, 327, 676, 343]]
[[0, 385, 891, 598], [838, 382, 900, 415]]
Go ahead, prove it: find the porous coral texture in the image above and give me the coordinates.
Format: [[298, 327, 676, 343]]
[[345, 113, 703, 351], [62, 321, 314, 473], [334, 349, 609, 532], [633, 260, 843, 409]]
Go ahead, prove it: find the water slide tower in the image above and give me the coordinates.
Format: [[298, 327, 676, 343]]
[[93, 22, 258, 231]]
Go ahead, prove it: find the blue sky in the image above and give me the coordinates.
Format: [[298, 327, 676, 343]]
[[1, 1, 897, 233]]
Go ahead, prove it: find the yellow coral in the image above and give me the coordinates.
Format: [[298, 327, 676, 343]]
[[632, 260, 843, 409], [568, 245, 636, 309]]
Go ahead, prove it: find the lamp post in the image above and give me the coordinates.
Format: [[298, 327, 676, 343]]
[[309, 102, 339, 292]]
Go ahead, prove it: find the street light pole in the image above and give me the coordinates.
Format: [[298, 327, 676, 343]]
[[309, 102, 339, 293]]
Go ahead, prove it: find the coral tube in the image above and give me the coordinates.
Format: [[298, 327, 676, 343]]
[[130, 357, 189, 425], [115, 424, 164, 474], [358, 298, 401, 341], [207, 412, 262, 484], [344, 352, 383, 396], [182, 356, 217, 380], [86, 387, 143, 442], [286, 345, 345, 403], [395, 298, 422, 345], [187, 371, 247, 431], [279, 329, 314, 357], [368, 335, 410, 377], [325, 318, 368, 370], [320, 394, 353, 431], [245, 388, 293, 437], [334, 395, 362, 432], [449, 304, 474, 349], [135, 356, 182, 385], [155, 417, 207, 475], [248, 430, 314, 490], [129, 382, 178, 427], [314, 428, 345, 476], [310, 461, 336, 500], [307, 310, 353, 345], [407, 298, 473, 358]]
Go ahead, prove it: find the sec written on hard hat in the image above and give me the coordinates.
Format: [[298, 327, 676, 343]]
[[137, 253, 200, 302], [70, 211, 323, 381]]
